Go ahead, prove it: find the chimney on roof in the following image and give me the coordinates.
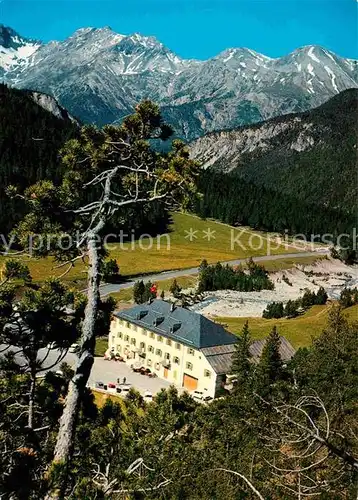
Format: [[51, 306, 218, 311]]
[[170, 302, 175, 312], [148, 297, 153, 305]]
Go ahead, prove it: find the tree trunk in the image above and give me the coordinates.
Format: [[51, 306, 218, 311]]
[[45, 233, 102, 499], [28, 370, 36, 430]]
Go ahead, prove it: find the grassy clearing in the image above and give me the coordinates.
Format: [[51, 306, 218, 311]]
[[107, 212, 298, 277], [0, 254, 86, 286], [1, 212, 300, 284], [253, 255, 326, 272], [92, 389, 125, 408], [215, 304, 358, 349], [95, 337, 109, 357]]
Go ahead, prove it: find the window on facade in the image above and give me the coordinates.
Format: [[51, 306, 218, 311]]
[[142, 329, 147, 336], [166, 339, 172, 346], [175, 343, 181, 350], [173, 356, 180, 364], [126, 322, 130, 329], [204, 370, 211, 378], [156, 348, 162, 357], [149, 332, 155, 339], [133, 325, 137, 332], [117, 332, 123, 339], [188, 348, 195, 355], [140, 342, 145, 350], [124, 335, 129, 342], [165, 353, 170, 360], [131, 338, 136, 346], [116, 345, 122, 353], [157, 335, 163, 342], [148, 345, 154, 353], [111, 336, 115, 343], [147, 359, 152, 367], [186, 362, 193, 370]]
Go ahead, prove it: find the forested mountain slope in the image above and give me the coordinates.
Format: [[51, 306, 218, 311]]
[[191, 89, 358, 211], [0, 85, 169, 237], [0, 84, 78, 234]]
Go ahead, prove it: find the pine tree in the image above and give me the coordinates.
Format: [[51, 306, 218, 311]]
[[340, 288, 353, 308], [258, 326, 283, 385], [315, 286, 328, 305], [169, 278, 182, 298], [101, 259, 120, 283], [284, 299, 299, 318], [133, 280, 145, 304], [231, 321, 252, 392]]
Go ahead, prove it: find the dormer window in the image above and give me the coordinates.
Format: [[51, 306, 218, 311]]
[[153, 316, 165, 326], [136, 310, 148, 320], [170, 322, 182, 334]]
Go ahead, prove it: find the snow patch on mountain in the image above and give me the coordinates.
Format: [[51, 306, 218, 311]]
[[0, 39, 40, 71], [308, 46, 320, 63], [307, 63, 315, 76], [324, 65, 339, 93]]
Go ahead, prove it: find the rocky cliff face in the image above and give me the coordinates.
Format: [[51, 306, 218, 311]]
[[1, 24, 357, 140], [190, 90, 358, 209], [190, 115, 321, 171], [30, 91, 78, 123]]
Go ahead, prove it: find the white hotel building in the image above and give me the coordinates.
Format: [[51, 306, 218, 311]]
[[108, 300, 296, 398]]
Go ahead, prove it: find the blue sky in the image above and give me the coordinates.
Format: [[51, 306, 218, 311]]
[[1, 0, 357, 59]]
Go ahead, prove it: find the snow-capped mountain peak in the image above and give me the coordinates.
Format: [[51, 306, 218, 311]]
[[1, 26, 357, 140], [0, 25, 41, 75]]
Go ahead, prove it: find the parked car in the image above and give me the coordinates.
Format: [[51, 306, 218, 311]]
[[69, 343, 80, 353], [95, 381, 104, 389], [203, 396, 213, 403], [118, 384, 131, 395], [144, 391, 153, 402], [107, 382, 116, 389], [192, 390, 204, 400], [46, 342, 58, 350]]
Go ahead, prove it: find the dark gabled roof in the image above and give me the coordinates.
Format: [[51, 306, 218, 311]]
[[249, 336, 296, 361], [202, 337, 296, 374], [114, 300, 238, 349]]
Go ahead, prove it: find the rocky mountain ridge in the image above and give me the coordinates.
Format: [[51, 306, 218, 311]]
[[1, 24, 357, 139]]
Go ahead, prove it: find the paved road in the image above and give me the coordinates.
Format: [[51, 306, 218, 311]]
[[99, 250, 329, 297]]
